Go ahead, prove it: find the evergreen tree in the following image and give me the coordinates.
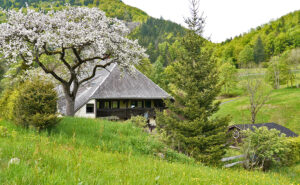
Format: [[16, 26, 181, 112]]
[[156, 0, 229, 165], [151, 57, 166, 89], [253, 36, 265, 63]]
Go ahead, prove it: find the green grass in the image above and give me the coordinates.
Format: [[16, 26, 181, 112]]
[[0, 118, 299, 184], [216, 88, 300, 134]]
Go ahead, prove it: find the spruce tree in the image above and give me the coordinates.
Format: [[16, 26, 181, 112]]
[[157, 0, 229, 165], [254, 36, 265, 64]]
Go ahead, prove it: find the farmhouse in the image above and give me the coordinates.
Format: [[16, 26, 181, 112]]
[[57, 63, 171, 119], [229, 123, 299, 141]]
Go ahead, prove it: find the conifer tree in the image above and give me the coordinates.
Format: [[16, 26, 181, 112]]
[[254, 36, 265, 63], [157, 0, 229, 165]]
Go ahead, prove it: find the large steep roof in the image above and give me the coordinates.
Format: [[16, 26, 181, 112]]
[[58, 63, 171, 114]]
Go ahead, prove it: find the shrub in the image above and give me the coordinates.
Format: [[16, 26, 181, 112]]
[[241, 126, 290, 171], [128, 115, 147, 128], [0, 77, 60, 130], [286, 137, 300, 165], [0, 87, 19, 121]]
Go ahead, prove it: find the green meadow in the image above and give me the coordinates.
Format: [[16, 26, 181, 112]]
[[0, 117, 299, 184], [217, 87, 300, 134]]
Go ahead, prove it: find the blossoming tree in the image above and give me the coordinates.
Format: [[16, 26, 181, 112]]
[[0, 6, 146, 116]]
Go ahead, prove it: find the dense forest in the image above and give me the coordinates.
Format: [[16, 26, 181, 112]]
[[0, 0, 148, 22], [214, 10, 300, 66], [129, 17, 186, 64]]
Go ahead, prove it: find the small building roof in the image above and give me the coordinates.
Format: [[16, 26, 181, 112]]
[[229, 123, 298, 137], [58, 63, 171, 114]]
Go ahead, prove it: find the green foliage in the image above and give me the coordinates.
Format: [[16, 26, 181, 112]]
[[150, 58, 168, 90], [266, 52, 297, 89], [129, 17, 186, 64], [215, 10, 300, 66], [0, 77, 60, 129], [127, 115, 147, 128], [219, 61, 238, 95], [0, 0, 148, 22], [238, 45, 254, 65], [13, 77, 59, 129], [0, 87, 19, 121], [286, 137, 300, 164], [135, 58, 153, 78], [241, 127, 290, 171], [157, 30, 229, 165], [253, 36, 265, 64]]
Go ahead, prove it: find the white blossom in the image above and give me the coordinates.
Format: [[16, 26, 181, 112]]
[[0, 6, 146, 83], [0, 6, 147, 115]]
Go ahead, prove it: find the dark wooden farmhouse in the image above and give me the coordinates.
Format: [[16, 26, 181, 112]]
[[58, 63, 171, 119], [229, 123, 298, 142]]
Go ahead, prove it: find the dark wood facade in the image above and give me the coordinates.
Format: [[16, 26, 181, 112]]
[[95, 99, 165, 119]]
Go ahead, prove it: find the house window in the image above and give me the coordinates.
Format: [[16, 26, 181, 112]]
[[104, 101, 110, 109], [131, 100, 137, 108], [86, 104, 94, 113], [137, 101, 143, 108], [100, 101, 110, 109], [112, 100, 119, 109], [145, 100, 151, 108]]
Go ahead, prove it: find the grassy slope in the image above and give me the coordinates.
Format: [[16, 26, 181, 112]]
[[216, 87, 300, 134], [0, 117, 299, 184]]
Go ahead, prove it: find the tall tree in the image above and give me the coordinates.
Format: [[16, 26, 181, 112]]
[[219, 61, 237, 95], [0, 6, 146, 116], [253, 36, 265, 64], [157, 0, 229, 165], [238, 45, 254, 66]]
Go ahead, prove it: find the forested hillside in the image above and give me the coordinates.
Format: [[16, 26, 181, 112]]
[[214, 10, 300, 66], [0, 0, 148, 22], [129, 17, 186, 65]]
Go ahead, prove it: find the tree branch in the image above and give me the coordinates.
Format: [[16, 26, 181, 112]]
[[78, 59, 115, 85], [33, 50, 67, 85], [71, 47, 111, 70]]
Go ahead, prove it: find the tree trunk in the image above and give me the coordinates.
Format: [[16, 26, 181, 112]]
[[62, 85, 76, 116], [65, 96, 75, 116], [251, 109, 256, 124]]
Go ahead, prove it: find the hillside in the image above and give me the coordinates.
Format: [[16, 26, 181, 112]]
[[216, 88, 300, 134], [214, 10, 300, 66], [0, 0, 148, 22], [0, 117, 299, 184], [129, 17, 186, 64]]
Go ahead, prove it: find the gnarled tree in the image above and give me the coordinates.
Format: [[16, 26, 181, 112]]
[[0, 6, 146, 116]]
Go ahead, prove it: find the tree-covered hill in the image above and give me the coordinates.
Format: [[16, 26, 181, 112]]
[[0, 0, 148, 22], [214, 10, 300, 66], [130, 17, 186, 64], [0, 1, 299, 72]]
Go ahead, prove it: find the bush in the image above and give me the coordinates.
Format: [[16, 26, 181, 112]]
[[241, 126, 290, 171], [128, 116, 147, 128], [0, 87, 19, 121], [286, 137, 300, 165], [0, 77, 60, 130]]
